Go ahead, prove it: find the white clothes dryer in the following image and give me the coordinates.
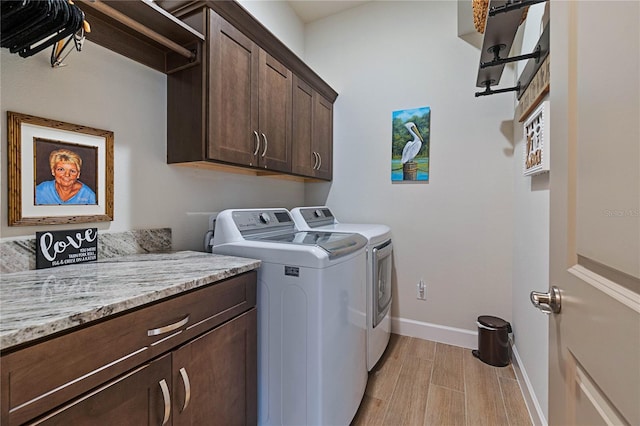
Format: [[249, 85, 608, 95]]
[[211, 208, 368, 426], [290, 207, 392, 371]]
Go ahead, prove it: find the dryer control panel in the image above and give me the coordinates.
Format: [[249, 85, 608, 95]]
[[298, 207, 336, 228]]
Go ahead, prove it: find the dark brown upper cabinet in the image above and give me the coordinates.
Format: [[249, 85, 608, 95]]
[[292, 76, 333, 180], [168, 8, 292, 173], [207, 12, 292, 173], [71, 1, 334, 180], [166, 1, 336, 181]]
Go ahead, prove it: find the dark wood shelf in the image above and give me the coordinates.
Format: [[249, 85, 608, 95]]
[[76, 0, 204, 73], [476, 0, 525, 88]]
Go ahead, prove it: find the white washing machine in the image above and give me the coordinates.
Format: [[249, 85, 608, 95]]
[[290, 207, 392, 372], [211, 208, 368, 426]]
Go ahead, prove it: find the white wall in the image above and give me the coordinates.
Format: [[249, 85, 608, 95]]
[[0, 42, 305, 249], [510, 3, 549, 423], [303, 1, 515, 337], [237, 0, 305, 59]]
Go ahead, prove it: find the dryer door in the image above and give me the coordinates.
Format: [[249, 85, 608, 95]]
[[372, 240, 393, 327]]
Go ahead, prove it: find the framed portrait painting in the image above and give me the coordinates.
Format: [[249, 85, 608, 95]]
[[7, 112, 114, 226]]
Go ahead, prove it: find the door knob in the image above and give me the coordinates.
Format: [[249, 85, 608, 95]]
[[530, 286, 561, 314]]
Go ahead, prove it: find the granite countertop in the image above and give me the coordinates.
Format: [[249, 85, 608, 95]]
[[0, 251, 260, 350]]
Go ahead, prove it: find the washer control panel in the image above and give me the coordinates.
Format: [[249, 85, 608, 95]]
[[232, 209, 294, 234]]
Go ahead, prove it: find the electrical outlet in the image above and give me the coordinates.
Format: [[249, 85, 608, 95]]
[[417, 279, 426, 300]]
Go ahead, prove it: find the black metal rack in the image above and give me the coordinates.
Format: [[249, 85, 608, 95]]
[[475, 0, 548, 98]]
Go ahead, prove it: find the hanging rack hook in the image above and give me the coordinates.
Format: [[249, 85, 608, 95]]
[[51, 8, 90, 68]]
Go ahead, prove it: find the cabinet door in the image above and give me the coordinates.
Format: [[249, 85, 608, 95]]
[[208, 10, 259, 166], [172, 308, 257, 426], [30, 354, 172, 426], [312, 93, 333, 180], [292, 76, 333, 180], [292, 75, 315, 177], [258, 50, 292, 173]]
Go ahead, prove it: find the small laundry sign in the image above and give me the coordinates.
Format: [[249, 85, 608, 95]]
[[36, 228, 98, 269]]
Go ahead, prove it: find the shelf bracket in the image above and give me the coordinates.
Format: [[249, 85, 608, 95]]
[[480, 45, 540, 69], [475, 81, 521, 97]]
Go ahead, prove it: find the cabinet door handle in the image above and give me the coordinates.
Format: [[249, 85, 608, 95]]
[[159, 378, 171, 426], [261, 133, 268, 157], [147, 315, 189, 337], [316, 153, 322, 170], [252, 131, 260, 156], [312, 152, 319, 169], [179, 367, 192, 412]]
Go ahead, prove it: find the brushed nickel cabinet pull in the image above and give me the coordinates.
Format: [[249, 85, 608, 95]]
[[252, 131, 260, 156], [316, 153, 322, 170], [312, 152, 319, 169], [159, 378, 171, 426], [261, 133, 268, 157], [148, 315, 189, 337], [179, 367, 192, 412]]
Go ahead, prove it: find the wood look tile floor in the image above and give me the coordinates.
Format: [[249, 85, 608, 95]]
[[351, 334, 532, 426]]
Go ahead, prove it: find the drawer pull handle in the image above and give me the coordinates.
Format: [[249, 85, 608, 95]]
[[317, 153, 322, 170], [159, 378, 171, 425], [179, 367, 192, 412], [148, 315, 190, 337]]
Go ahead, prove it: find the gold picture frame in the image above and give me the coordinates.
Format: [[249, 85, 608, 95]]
[[7, 112, 114, 226]]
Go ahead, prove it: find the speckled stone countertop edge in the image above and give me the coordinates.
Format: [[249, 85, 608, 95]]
[[0, 251, 260, 350]]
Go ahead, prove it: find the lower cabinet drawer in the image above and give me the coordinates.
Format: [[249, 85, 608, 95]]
[[1, 271, 256, 425]]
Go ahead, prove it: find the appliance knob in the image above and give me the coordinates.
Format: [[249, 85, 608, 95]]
[[314, 209, 323, 217], [259, 213, 271, 224]]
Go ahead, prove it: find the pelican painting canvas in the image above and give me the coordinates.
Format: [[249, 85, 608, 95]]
[[391, 106, 430, 182]]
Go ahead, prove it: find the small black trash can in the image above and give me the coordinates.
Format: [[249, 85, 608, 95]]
[[472, 315, 512, 367]]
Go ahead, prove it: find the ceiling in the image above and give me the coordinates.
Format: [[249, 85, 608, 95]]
[[287, 1, 370, 23], [286, 1, 480, 49]]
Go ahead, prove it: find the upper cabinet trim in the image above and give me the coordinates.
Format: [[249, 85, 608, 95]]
[[162, 0, 338, 102]]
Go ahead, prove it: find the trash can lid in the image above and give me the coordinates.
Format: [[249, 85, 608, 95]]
[[478, 315, 511, 331]]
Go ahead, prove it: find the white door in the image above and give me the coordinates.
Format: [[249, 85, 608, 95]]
[[537, 1, 640, 425]]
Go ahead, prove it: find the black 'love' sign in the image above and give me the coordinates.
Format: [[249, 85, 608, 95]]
[[36, 228, 98, 269]]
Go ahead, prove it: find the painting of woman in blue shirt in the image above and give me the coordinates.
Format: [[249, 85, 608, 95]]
[[35, 149, 96, 205]]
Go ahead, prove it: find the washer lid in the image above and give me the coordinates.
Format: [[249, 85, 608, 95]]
[[247, 230, 367, 259], [291, 207, 392, 245]]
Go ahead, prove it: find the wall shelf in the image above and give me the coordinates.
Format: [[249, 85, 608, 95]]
[[475, 0, 548, 97], [76, 0, 204, 73]]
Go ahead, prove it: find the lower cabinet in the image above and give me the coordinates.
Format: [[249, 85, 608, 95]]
[[2, 272, 257, 426], [31, 310, 257, 426]]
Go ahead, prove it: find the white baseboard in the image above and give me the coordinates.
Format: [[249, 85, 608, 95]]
[[391, 316, 477, 349], [511, 344, 548, 426]]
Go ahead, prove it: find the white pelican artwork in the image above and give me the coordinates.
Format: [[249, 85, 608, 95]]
[[401, 121, 424, 164]]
